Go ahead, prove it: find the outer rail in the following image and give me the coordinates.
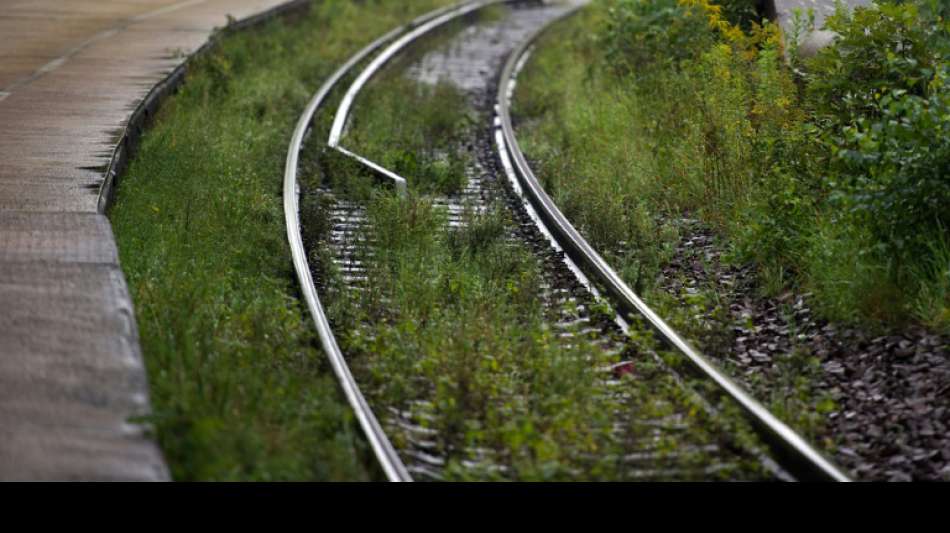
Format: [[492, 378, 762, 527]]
[[282, 2, 480, 483], [494, 5, 851, 483], [283, 24, 410, 483]]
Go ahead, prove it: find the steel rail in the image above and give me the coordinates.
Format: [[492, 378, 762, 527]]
[[283, 26, 409, 484], [327, 0, 506, 189], [283, 2, 483, 483], [283, 0, 513, 482], [494, 6, 851, 483]]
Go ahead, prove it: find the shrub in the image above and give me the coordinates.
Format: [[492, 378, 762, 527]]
[[601, 0, 713, 73], [809, 2, 950, 260], [832, 71, 950, 258], [716, 0, 768, 29], [807, 1, 943, 124], [538, 0, 948, 329]]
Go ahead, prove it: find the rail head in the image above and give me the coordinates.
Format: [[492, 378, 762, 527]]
[[282, 4, 441, 483], [493, 4, 851, 482], [284, 0, 506, 481]]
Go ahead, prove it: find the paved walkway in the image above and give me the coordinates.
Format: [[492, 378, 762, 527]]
[[772, 0, 873, 34], [0, 0, 296, 481]]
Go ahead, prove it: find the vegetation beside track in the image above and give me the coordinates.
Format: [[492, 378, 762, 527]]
[[514, 0, 950, 334], [109, 0, 458, 481], [513, 0, 950, 455], [309, 175, 764, 481]]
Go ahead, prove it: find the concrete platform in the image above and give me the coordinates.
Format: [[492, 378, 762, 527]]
[[0, 0, 303, 481]]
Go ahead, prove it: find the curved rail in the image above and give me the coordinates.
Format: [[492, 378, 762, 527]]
[[283, 1, 487, 483], [494, 7, 851, 483], [283, 26, 409, 483], [327, 0, 505, 191]]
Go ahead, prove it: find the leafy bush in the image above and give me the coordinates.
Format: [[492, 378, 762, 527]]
[[807, 2, 943, 124], [916, 0, 950, 23], [601, 0, 713, 72], [809, 2, 950, 260], [833, 73, 950, 257], [716, 0, 767, 29]]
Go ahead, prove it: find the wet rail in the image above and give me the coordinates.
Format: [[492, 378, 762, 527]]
[[281, 1, 464, 483], [285, 0, 850, 481], [284, 0, 507, 482]]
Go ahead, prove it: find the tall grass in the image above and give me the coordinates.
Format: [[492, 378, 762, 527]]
[[313, 192, 762, 480]]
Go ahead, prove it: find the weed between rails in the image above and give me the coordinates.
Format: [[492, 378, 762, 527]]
[[298, 8, 768, 478], [310, 188, 765, 480]]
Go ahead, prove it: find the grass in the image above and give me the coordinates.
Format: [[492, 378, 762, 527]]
[[513, 4, 762, 297], [347, 77, 473, 195], [297, 7, 768, 480], [514, 9, 684, 296], [310, 192, 765, 480], [109, 0, 459, 481]]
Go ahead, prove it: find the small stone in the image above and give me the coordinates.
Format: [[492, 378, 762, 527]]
[[887, 470, 913, 482]]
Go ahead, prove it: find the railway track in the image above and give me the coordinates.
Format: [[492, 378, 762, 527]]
[[284, 0, 850, 481]]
